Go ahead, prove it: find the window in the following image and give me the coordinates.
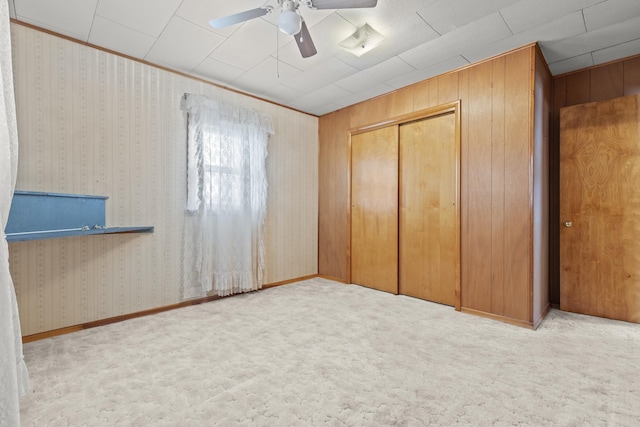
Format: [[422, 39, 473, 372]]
[[198, 125, 248, 212], [181, 94, 273, 299]]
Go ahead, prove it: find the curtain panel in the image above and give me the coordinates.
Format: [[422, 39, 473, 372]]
[[1, 3, 30, 426], [181, 94, 272, 299]]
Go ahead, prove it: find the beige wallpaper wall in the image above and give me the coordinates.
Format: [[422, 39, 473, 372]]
[[8, 24, 319, 336]]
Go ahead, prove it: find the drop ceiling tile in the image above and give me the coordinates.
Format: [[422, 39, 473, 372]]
[[337, 0, 438, 31], [261, 84, 307, 104], [334, 83, 396, 106], [592, 37, 640, 65], [463, 11, 586, 64], [288, 84, 352, 112], [522, 10, 587, 43], [547, 53, 594, 75], [337, 13, 439, 71], [177, 0, 265, 37], [542, 15, 640, 63], [500, 0, 602, 34], [145, 16, 225, 72], [309, 102, 344, 116], [335, 56, 415, 92], [95, 0, 182, 37], [583, 0, 640, 32], [209, 17, 277, 71], [231, 57, 301, 95], [14, 0, 98, 40], [418, 0, 518, 35], [88, 16, 156, 59], [282, 57, 358, 93], [275, 13, 357, 72], [386, 55, 469, 89], [191, 57, 246, 86], [461, 36, 529, 65], [399, 12, 511, 70]]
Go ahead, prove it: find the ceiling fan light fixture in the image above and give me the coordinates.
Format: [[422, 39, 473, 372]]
[[339, 23, 385, 57], [278, 1, 303, 35], [279, 10, 302, 35]]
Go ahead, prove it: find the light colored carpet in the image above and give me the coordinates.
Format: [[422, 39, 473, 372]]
[[19, 278, 640, 426]]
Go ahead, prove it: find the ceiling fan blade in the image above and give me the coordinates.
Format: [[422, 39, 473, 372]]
[[209, 6, 273, 29], [305, 0, 377, 9], [294, 20, 317, 58]]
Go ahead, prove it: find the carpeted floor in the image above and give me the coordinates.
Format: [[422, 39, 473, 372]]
[[19, 278, 640, 426]]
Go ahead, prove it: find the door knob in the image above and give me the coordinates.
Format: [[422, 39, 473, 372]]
[[564, 221, 573, 228]]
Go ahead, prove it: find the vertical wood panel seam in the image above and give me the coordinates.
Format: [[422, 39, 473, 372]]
[[489, 62, 496, 314], [500, 58, 507, 316]]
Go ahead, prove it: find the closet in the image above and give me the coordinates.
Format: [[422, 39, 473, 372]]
[[320, 44, 550, 328], [351, 103, 460, 307]]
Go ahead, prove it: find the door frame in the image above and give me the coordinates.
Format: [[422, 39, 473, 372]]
[[347, 101, 462, 310]]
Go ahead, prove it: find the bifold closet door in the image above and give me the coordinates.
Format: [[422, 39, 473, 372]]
[[399, 113, 457, 306], [351, 126, 399, 294]]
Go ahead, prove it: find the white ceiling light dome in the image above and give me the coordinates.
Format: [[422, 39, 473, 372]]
[[339, 23, 385, 57], [278, 0, 302, 35]]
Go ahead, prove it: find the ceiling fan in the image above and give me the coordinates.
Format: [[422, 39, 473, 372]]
[[209, 0, 378, 58]]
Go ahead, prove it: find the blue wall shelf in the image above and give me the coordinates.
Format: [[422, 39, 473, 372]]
[[5, 191, 154, 242]]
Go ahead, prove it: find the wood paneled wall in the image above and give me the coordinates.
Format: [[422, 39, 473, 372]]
[[10, 24, 319, 336], [318, 109, 350, 281], [549, 54, 640, 305], [533, 48, 551, 325], [319, 44, 551, 327]]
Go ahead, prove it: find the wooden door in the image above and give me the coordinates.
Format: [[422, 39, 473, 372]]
[[351, 126, 399, 293], [399, 113, 458, 306], [560, 94, 640, 323]]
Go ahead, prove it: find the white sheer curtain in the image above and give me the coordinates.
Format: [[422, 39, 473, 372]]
[[1, 2, 30, 426], [181, 94, 272, 299]]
